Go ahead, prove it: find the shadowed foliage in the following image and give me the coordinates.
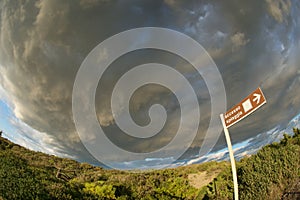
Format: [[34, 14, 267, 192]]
[[0, 129, 299, 199]]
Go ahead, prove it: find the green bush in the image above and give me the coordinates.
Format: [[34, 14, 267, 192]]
[[0, 151, 50, 199], [0, 128, 299, 199], [83, 181, 116, 199], [201, 128, 300, 200]]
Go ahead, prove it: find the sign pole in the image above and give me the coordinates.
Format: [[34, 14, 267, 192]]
[[218, 87, 266, 200], [220, 114, 239, 200]]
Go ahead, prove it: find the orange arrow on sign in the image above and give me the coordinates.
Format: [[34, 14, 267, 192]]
[[224, 87, 266, 128]]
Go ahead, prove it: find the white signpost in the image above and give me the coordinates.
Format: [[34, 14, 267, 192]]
[[220, 87, 266, 200]]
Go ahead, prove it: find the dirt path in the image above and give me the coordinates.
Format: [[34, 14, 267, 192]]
[[188, 170, 221, 189]]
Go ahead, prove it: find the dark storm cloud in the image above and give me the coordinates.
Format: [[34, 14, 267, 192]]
[[0, 0, 299, 164], [0, 0, 185, 162]]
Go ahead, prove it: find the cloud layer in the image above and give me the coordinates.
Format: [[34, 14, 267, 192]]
[[0, 0, 299, 166]]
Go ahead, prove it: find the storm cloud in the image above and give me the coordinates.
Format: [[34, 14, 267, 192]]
[[0, 0, 299, 167]]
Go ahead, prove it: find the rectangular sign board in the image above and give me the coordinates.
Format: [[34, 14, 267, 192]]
[[224, 87, 266, 128]]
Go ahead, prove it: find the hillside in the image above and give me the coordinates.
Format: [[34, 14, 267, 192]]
[[0, 129, 299, 200]]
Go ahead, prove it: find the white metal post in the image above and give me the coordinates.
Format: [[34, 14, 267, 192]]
[[220, 114, 239, 200]]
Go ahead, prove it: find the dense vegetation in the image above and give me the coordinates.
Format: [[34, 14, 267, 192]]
[[202, 128, 300, 200], [0, 128, 299, 199]]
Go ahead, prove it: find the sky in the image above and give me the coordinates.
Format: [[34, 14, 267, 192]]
[[0, 0, 300, 169]]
